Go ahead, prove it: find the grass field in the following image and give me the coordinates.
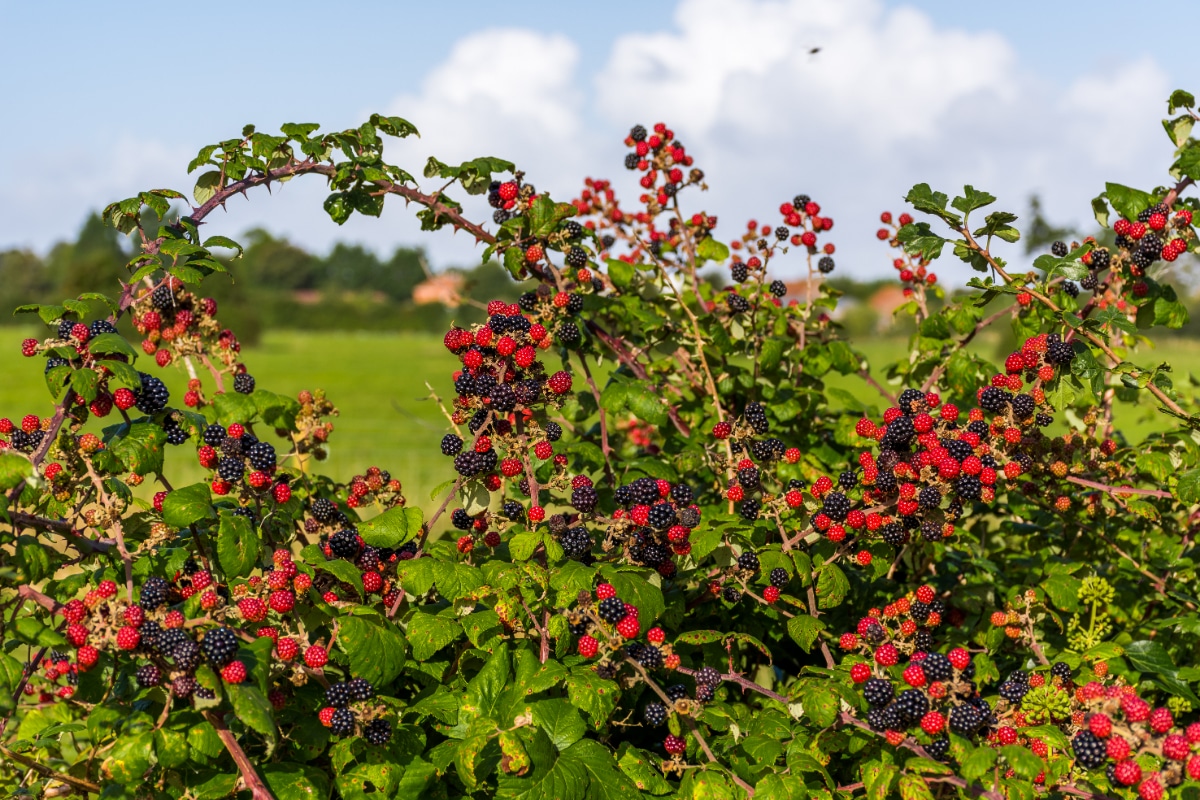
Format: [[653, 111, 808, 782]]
[[0, 328, 1194, 524]]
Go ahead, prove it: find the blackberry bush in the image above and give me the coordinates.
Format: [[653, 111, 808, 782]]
[[2, 92, 1200, 800]]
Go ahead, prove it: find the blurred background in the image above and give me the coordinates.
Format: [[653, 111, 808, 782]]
[[2, 0, 1198, 504]]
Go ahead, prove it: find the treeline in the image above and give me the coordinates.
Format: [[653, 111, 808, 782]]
[[0, 214, 526, 343]]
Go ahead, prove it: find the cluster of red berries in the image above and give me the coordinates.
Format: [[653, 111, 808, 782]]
[[343, 465, 403, 510], [875, 210, 938, 289], [194, 420, 288, 501], [132, 277, 240, 372], [1066, 681, 1200, 798]]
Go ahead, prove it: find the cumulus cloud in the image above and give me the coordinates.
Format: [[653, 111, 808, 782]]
[[593, 0, 1171, 280]]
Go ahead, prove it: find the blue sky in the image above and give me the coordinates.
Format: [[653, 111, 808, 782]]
[[2, 1, 1195, 279]]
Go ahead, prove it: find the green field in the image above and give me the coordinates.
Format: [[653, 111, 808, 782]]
[[0, 329, 1193, 524]]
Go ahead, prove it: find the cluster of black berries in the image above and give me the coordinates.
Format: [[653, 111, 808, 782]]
[[607, 477, 701, 577], [202, 423, 276, 484]]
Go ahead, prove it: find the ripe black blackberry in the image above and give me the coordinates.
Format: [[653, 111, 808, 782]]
[[737, 467, 759, 489], [917, 486, 942, 509], [895, 689, 929, 724], [566, 294, 584, 314], [1080, 272, 1098, 290], [44, 357, 69, 376], [233, 373, 255, 394], [1051, 240, 1068, 257], [170, 639, 201, 671], [817, 256, 835, 274], [666, 684, 688, 702], [326, 682, 352, 708], [330, 529, 360, 558], [571, 486, 598, 513], [152, 284, 175, 310], [614, 485, 632, 506], [630, 125, 647, 142], [136, 664, 161, 687], [598, 597, 626, 624], [153, 628, 189, 656], [769, 280, 787, 297], [744, 402, 769, 434], [247, 441, 276, 472], [1072, 731, 1107, 769], [862, 678, 894, 708], [364, 718, 392, 746], [563, 220, 583, 239], [163, 419, 188, 445], [501, 500, 523, 521], [601, 235, 616, 249], [696, 666, 721, 686], [1046, 339, 1074, 366], [203, 424, 225, 446], [731, 263, 748, 283], [769, 567, 789, 588], [1035, 413, 1053, 427], [948, 704, 983, 735], [635, 645, 663, 668], [875, 471, 898, 494], [838, 471, 857, 490], [1063, 281, 1079, 298], [557, 321, 581, 346], [880, 522, 905, 547], [217, 457, 244, 483], [1011, 394, 1035, 420], [926, 738, 950, 760], [630, 477, 660, 505], [439, 434, 462, 456], [739, 498, 760, 521], [1139, 232, 1164, 255], [1050, 662, 1072, 682], [821, 492, 850, 522], [451, 509, 473, 531], [793, 194, 810, 210], [201, 627, 239, 667], [56, 319, 76, 339], [647, 503, 676, 529], [644, 701, 668, 726], [998, 681, 1028, 703], [565, 246, 588, 269], [670, 484, 693, 505], [726, 294, 749, 314], [1091, 248, 1111, 269], [311, 498, 337, 524], [866, 708, 889, 730], [788, 478, 808, 491], [518, 292, 539, 313], [955, 474, 984, 501], [914, 630, 933, 652], [89, 319, 118, 337], [172, 675, 198, 697], [736, 551, 759, 573], [978, 387, 1009, 413], [880, 416, 915, 449], [744, 437, 771, 463], [345, 677, 374, 701], [330, 708, 355, 737], [453, 450, 485, 477], [545, 422, 562, 442], [135, 372, 170, 413], [624, 153, 641, 170], [559, 528, 591, 560], [140, 576, 169, 610], [489, 384, 517, 413], [919, 521, 942, 542]]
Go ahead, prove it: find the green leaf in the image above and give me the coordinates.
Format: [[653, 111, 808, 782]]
[[531, 699, 586, 751], [896, 222, 947, 261], [695, 238, 730, 263], [607, 259, 635, 289], [0, 452, 33, 491], [1176, 469, 1200, 504], [562, 739, 639, 799], [407, 608, 463, 661], [358, 505, 422, 548], [161, 482, 214, 529], [217, 511, 260, 578], [905, 183, 961, 225], [623, 384, 668, 427], [815, 562, 848, 608], [951, 185, 996, 215], [617, 746, 672, 795], [225, 683, 276, 743], [899, 773, 935, 800], [462, 644, 509, 722], [212, 391, 258, 426], [1000, 745, 1043, 779], [959, 745, 997, 781], [433, 560, 482, 601], [786, 615, 826, 652], [338, 613, 406, 685], [759, 338, 786, 371], [1105, 182, 1155, 222], [566, 669, 619, 726], [311, 554, 365, 599], [861, 760, 899, 800], [261, 763, 331, 800], [107, 420, 167, 475]]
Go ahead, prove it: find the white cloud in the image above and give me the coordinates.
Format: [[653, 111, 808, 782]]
[[592, 0, 1171, 281]]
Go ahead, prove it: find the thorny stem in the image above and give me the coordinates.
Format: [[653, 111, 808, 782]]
[[202, 710, 276, 800]]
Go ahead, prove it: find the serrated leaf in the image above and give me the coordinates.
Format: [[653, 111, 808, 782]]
[[358, 505, 422, 548], [217, 511, 260, 578], [786, 615, 826, 652], [161, 482, 214, 529], [338, 614, 406, 686]]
